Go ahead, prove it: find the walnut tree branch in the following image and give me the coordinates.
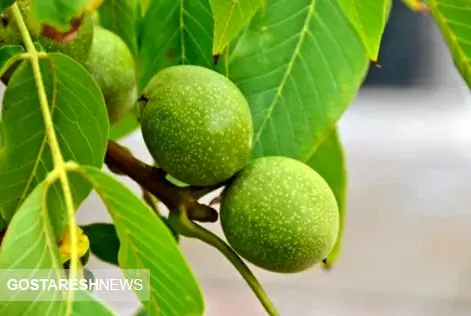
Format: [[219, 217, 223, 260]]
[[105, 140, 218, 222]]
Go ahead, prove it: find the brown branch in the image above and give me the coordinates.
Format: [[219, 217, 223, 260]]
[[105, 140, 218, 222]]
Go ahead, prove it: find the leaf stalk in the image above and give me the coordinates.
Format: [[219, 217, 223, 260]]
[[11, 4, 79, 315], [105, 140, 220, 222]]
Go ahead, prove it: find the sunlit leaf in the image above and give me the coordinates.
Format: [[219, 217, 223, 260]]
[[139, 0, 150, 15], [337, 0, 392, 61], [210, 0, 264, 54], [427, 0, 471, 88], [228, 0, 368, 161], [76, 166, 205, 315], [0, 53, 109, 235], [88, 0, 105, 12]]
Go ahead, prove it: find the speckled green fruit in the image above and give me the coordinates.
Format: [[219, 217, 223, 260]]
[[0, 1, 93, 64], [85, 27, 137, 123], [220, 156, 339, 273], [140, 65, 253, 187]]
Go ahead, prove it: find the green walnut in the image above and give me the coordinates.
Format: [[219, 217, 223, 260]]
[[140, 65, 253, 186], [85, 27, 137, 123], [0, 1, 94, 64], [220, 156, 339, 273]]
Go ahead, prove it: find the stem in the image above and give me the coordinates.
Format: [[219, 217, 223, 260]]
[[169, 208, 280, 316], [105, 140, 219, 222], [142, 188, 160, 214], [11, 4, 79, 314]]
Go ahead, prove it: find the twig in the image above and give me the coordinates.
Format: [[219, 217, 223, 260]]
[[169, 207, 280, 316], [105, 140, 218, 222], [142, 188, 160, 214]]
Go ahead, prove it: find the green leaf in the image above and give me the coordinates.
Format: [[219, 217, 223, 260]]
[[427, 0, 471, 88], [0, 185, 114, 314], [134, 306, 147, 316], [110, 106, 140, 141], [210, 0, 264, 54], [0, 0, 14, 12], [30, 0, 89, 32], [98, 0, 139, 56], [0, 120, 3, 148], [0, 181, 67, 314], [228, 0, 368, 161], [137, 0, 215, 89], [82, 223, 120, 266], [0, 45, 24, 77], [337, 0, 392, 61], [0, 53, 109, 235], [72, 291, 116, 316], [139, 0, 151, 15], [0, 45, 25, 60], [75, 166, 205, 316], [306, 129, 347, 268]]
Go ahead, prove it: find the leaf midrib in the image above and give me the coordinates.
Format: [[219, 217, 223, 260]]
[[179, 0, 186, 63], [252, 0, 316, 147]]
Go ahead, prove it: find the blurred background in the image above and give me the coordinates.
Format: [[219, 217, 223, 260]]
[[4, 0, 471, 314]]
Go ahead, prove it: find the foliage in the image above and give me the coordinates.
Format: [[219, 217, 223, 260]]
[[0, 0, 469, 315], [426, 0, 471, 88]]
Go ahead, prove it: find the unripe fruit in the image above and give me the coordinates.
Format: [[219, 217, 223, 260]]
[[140, 65, 253, 186], [85, 27, 137, 123], [220, 156, 339, 273]]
